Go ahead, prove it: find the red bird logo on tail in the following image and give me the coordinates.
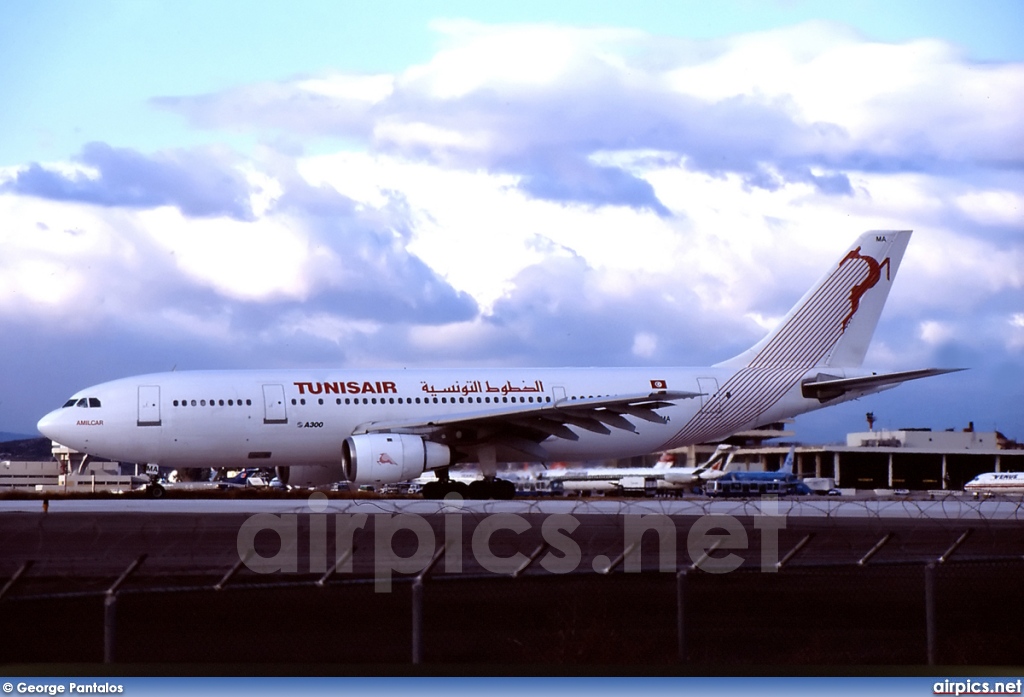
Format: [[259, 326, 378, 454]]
[[838, 246, 891, 332]]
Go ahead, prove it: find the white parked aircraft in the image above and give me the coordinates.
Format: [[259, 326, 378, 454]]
[[536, 443, 737, 496], [37, 230, 958, 499], [964, 472, 1024, 495]]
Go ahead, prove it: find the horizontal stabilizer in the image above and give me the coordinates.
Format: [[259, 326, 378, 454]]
[[801, 368, 964, 402]]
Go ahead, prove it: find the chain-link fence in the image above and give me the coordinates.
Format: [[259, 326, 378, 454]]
[[2, 558, 1021, 665]]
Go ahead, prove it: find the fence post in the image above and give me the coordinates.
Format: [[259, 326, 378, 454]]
[[676, 569, 688, 663], [103, 554, 146, 664], [925, 562, 938, 666], [411, 544, 445, 665], [103, 593, 118, 663], [411, 578, 424, 664]]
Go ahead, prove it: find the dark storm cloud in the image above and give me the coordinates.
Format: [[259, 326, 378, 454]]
[[2, 142, 256, 219]]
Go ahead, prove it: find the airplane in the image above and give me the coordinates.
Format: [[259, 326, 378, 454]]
[[704, 445, 813, 497], [534, 443, 737, 496], [37, 230, 961, 499], [964, 472, 1024, 495]]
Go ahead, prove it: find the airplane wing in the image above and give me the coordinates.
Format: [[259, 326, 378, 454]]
[[801, 368, 964, 403], [354, 391, 701, 461]]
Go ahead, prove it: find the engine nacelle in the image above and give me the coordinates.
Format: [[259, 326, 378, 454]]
[[342, 433, 451, 485]]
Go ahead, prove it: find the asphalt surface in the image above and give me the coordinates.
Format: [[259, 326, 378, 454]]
[[2, 495, 1023, 666], [2, 496, 1023, 588]]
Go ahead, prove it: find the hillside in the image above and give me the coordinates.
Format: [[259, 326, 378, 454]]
[[0, 437, 54, 461]]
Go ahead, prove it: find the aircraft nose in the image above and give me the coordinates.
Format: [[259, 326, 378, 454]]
[[37, 409, 65, 442]]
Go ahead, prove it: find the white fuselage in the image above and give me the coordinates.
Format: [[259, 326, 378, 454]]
[[964, 472, 1024, 494], [537, 460, 727, 493], [36, 365, 858, 485]]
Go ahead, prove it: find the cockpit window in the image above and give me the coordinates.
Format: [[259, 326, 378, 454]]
[[63, 397, 101, 408]]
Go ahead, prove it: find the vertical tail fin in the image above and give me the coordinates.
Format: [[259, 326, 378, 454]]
[[779, 446, 796, 475], [695, 444, 738, 474], [717, 231, 912, 369]]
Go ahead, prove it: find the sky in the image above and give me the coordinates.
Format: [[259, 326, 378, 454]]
[[1, 0, 1022, 443]]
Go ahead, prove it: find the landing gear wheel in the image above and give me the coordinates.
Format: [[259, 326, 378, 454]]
[[465, 478, 515, 500], [467, 479, 491, 500], [422, 480, 471, 499], [448, 481, 470, 498], [496, 479, 516, 500]]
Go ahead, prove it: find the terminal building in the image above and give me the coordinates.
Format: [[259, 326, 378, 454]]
[[664, 420, 1024, 492]]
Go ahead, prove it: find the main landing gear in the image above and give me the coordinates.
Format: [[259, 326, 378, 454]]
[[420, 473, 516, 500], [467, 478, 516, 500], [420, 479, 468, 499]]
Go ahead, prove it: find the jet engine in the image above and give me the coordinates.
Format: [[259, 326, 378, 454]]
[[342, 433, 451, 485]]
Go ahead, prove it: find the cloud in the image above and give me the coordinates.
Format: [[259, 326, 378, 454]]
[[152, 20, 1024, 204], [0, 148, 479, 330], [2, 143, 257, 219]]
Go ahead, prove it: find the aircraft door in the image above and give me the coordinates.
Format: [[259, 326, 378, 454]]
[[697, 377, 722, 414], [551, 385, 567, 404], [262, 384, 288, 424], [138, 385, 162, 426]]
